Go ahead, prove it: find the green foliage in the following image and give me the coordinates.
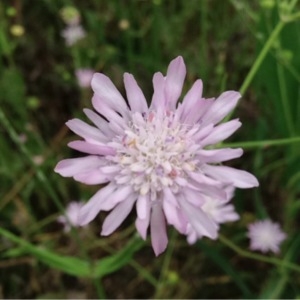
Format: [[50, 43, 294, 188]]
[[0, 0, 300, 298], [0, 228, 144, 278]]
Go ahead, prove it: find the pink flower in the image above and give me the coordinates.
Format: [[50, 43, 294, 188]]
[[75, 68, 94, 88], [55, 56, 259, 256], [57, 201, 84, 232], [247, 219, 286, 254], [61, 25, 86, 46], [186, 186, 239, 244]]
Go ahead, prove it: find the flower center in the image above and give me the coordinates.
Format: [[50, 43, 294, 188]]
[[113, 111, 200, 200]]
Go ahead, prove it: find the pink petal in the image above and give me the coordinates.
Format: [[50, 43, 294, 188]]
[[163, 187, 179, 207], [135, 210, 150, 240], [202, 165, 259, 188], [91, 73, 129, 117], [196, 148, 243, 163], [124, 73, 148, 113], [192, 124, 214, 141], [78, 183, 117, 226], [188, 171, 223, 187], [163, 200, 186, 234], [66, 119, 108, 143], [74, 170, 111, 185], [79, 185, 134, 226], [200, 119, 242, 146], [150, 204, 168, 256], [181, 97, 214, 125], [179, 79, 203, 121], [180, 196, 218, 239], [100, 165, 121, 175], [54, 156, 102, 177], [215, 205, 240, 223], [136, 194, 149, 219], [68, 141, 116, 156], [92, 95, 126, 132], [83, 108, 115, 137], [101, 194, 136, 236], [165, 56, 186, 110], [102, 185, 134, 209], [201, 91, 241, 126], [180, 187, 206, 207], [187, 227, 198, 245], [150, 72, 165, 112], [187, 182, 226, 202]]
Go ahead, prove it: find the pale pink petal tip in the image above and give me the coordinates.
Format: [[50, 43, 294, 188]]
[[165, 56, 186, 109]]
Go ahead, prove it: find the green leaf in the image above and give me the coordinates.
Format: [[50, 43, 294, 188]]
[[0, 228, 90, 277], [0, 228, 145, 279], [92, 235, 145, 278]]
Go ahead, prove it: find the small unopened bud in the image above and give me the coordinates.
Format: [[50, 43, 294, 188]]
[[27, 96, 40, 109], [153, 0, 162, 5], [6, 7, 17, 17], [60, 6, 81, 26], [10, 25, 25, 37], [119, 19, 130, 31], [259, 0, 275, 9], [166, 271, 179, 285]]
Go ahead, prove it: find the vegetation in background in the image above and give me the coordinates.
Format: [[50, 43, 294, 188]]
[[0, 0, 300, 298]]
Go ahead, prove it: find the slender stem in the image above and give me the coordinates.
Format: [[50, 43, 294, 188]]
[[223, 21, 285, 122], [225, 0, 299, 121], [220, 136, 300, 149], [93, 278, 106, 299], [277, 61, 295, 136], [153, 230, 177, 298], [240, 22, 284, 96], [239, 0, 300, 96], [282, 11, 300, 22], [219, 234, 300, 273], [130, 260, 159, 287]]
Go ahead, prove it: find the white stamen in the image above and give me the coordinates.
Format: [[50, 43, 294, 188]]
[[114, 111, 201, 199]]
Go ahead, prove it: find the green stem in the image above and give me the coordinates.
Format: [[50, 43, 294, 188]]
[[130, 260, 159, 287], [240, 0, 300, 96], [219, 234, 300, 273], [220, 136, 300, 149], [225, 0, 299, 121], [240, 21, 284, 96], [282, 11, 300, 22], [93, 278, 106, 299], [153, 230, 177, 298], [276, 61, 295, 136]]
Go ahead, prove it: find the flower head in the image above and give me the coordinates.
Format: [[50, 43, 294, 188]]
[[55, 56, 259, 256], [61, 25, 86, 46], [57, 201, 84, 232], [247, 219, 286, 254], [75, 68, 95, 88], [186, 186, 239, 244], [60, 6, 81, 26]]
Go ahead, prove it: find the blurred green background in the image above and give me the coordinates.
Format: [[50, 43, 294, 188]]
[[0, 0, 300, 298]]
